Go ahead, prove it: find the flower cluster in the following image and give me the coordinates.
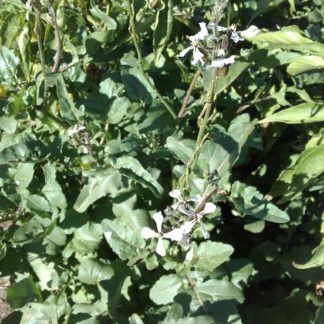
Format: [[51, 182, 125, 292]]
[[177, 22, 259, 69], [141, 190, 216, 256]]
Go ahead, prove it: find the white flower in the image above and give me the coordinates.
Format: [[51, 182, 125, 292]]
[[66, 124, 86, 137], [216, 49, 226, 57], [177, 22, 209, 65], [169, 190, 200, 216], [141, 212, 166, 256], [164, 219, 197, 247], [209, 55, 235, 69]]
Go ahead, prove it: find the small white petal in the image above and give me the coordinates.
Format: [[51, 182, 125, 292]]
[[179, 234, 191, 247], [141, 227, 158, 239], [177, 46, 193, 58], [191, 48, 204, 65], [181, 219, 197, 234], [240, 25, 260, 38], [216, 49, 225, 57], [197, 22, 209, 40], [156, 238, 166, 256], [209, 55, 235, 69], [231, 31, 243, 43], [153, 212, 164, 233], [201, 202, 216, 215], [217, 25, 228, 32], [104, 231, 112, 241], [164, 228, 184, 242], [169, 189, 182, 201]]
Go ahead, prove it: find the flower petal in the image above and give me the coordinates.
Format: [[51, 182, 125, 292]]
[[169, 189, 182, 201], [156, 238, 166, 256], [153, 211, 164, 233], [240, 25, 260, 38], [164, 228, 183, 242], [209, 55, 235, 69], [200, 202, 216, 215], [230, 31, 243, 43], [141, 227, 159, 239], [191, 48, 204, 65], [178, 46, 193, 58], [217, 25, 228, 32], [197, 22, 209, 40]]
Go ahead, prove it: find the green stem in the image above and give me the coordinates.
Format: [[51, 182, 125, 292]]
[[33, 0, 48, 99], [127, 0, 177, 120], [179, 70, 218, 190]]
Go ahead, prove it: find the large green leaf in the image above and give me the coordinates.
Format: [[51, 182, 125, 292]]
[[63, 222, 103, 257], [230, 181, 289, 223], [293, 243, 324, 269], [14, 162, 34, 192], [115, 156, 163, 197], [259, 103, 324, 124], [149, 274, 183, 305], [269, 145, 324, 199], [102, 218, 145, 260], [56, 74, 79, 123], [248, 26, 324, 54], [287, 55, 324, 75], [165, 136, 196, 165], [74, 169, 122, 213], [0, 46, 19, 85], [195, 241, 234, 271], [196, 279, 244, 303], [153, 0, 173, 65], [0, 116, 17, 134], [78, 258, 113, 285], [7, 277, 43, 308], [42, 163, 67, 210]]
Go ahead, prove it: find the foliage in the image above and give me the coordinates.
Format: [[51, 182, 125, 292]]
[[0, 0, 323, 322]]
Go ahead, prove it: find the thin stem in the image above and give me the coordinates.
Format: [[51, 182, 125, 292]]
[[179, 69, 218, 190], [127, 0, 176, 120], [178, 70, 201, 119], [186, 274, 208, 315], [33, 0, 48, 98], [49, 6, 62, 73]]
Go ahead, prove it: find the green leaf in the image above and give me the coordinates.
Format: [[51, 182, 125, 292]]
[[56, 74, 79, 123], [165, 136, 195, 165], [14, 162, 34, 191], [195, 241, 234, 271], [121, 68, 155, 104], [102, 218, 145, 260], [42, 163, 67, 209], [196, 279, 244, 303], [249, 0, 285, 21], [109, 97, 130, 124], [259, 103, 324, 124], [293, 243, 324, 269], [7, 277, 43, 308], [73, 169, 121, 213], [153, 0, 173, 65], [230, 181, 289, 223], [0, 116, 17, 134], [214, 61, 250, 95], [63, 222, 103, 257], [269, 145, 324, 199], [198, 115, 254, 185], [0, 46, 19, 85], [27, 252, 59, 291], [17, 26, 30, 82], [90, 0, 117, 30], [149, 274, 182, 305], [115, 156, 163, 197], [249, 26, 324, 54], [78, 258, 113, 285], [287, 55, 324, 75], [23, 194, 51, 213]]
